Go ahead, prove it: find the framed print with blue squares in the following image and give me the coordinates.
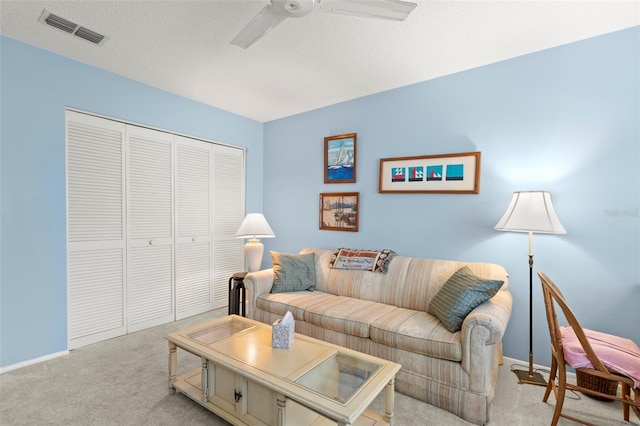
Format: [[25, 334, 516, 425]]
[[378, 152, 481, 194]]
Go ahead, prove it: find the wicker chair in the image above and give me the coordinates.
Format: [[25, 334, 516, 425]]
[[538, 271, 640, 425]]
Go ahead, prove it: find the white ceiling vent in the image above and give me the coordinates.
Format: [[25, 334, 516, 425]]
[[38, 10, 107, 45]]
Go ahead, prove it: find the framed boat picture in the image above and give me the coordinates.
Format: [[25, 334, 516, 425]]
[[319, 192, 359, 232], [324, 133, 356, 183], [378, 151, 481, 194]]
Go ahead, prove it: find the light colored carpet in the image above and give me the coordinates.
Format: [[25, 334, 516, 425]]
[[1, 309, 637, 426]]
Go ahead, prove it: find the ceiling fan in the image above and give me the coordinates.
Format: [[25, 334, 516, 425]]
[[231, 0, 417, 49]]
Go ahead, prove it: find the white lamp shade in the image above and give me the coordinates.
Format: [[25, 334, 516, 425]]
[[495, 191, 566, 234], [235, 213, 275, 239]]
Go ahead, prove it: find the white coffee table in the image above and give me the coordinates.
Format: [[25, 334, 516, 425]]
[[166, 315, 401, 426]]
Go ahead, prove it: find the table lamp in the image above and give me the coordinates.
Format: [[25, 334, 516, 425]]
[[235, 213, 275, 272]]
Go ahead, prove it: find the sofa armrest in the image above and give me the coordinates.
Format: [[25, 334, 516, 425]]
[[460, 290, 513, 392], [243, 268, 274, 319]]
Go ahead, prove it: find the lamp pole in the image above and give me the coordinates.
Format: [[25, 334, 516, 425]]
[[513, 231, 546, 385]]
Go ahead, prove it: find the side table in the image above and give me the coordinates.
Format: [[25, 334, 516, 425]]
[[228, 272, 247, 317]]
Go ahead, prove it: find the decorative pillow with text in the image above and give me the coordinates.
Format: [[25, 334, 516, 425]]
[[328, 248, 396, 273]]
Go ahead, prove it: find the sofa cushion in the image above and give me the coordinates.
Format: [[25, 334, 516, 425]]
[[370, 308, 463, 362], [270, 251, 316, 293], [304, 296, 397, 338], [427, 266, 504, 333], [256, 291, 338, 321]]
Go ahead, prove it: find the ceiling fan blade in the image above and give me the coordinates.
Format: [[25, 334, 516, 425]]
[[317, 0, 417, 21], [231, 4, 287, 49]]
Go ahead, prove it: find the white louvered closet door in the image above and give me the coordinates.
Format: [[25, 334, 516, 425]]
[[175, 136, 213, 319], [66, 111, 127, 349], [211, 144, 245, 308], [67, 110, 246, 348], [126, 126, 175, 333]]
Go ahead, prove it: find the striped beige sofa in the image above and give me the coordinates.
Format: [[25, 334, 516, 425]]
[[244, 248, 512, 425]]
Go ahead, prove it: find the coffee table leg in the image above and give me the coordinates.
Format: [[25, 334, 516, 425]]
[[168, 342, 177, 394], [276, 393, 286, 426], [201, 358, 210, 402], [384, 378, 395, 423]]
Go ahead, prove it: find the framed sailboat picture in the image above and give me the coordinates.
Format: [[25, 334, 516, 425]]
[[324, 133, 357, 183], [378, 152, 481, 194], [319, 192, 359, 232]]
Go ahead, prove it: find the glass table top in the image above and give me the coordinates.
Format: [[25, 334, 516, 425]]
[[294, 352, 381, 404], [185, 318, 254, 346]]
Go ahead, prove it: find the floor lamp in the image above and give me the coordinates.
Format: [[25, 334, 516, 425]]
[[495, 191, 566, 386]]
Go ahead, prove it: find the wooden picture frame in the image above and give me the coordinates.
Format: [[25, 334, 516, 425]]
[[319, 192, 359, 232], [324, 133, 357, 184], [378, 151, 481, 194]]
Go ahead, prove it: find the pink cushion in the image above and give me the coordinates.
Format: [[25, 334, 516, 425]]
[[560, 325, 640, 388]]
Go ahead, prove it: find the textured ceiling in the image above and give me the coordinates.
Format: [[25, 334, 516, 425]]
[[1, 1, 638, 122]]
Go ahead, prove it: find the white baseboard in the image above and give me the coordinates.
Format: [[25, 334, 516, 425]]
[[0, 350, 69, 374]]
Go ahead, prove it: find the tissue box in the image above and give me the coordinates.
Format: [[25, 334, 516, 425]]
[[272, 319, 295, 349]]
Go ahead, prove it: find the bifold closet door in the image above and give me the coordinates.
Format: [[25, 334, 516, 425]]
[[175, 136, 213, 319], [66, 111, 127, 349], [211, 144, 245, 309], [68, 110, 246, 347], [126, 126, 175, 333]]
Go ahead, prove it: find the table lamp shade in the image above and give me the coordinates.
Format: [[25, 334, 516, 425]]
[[495, 191, 566, 234], [235, 213, 275, 238]]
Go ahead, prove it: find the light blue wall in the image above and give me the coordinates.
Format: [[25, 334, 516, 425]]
[[262, 27, 640, 364], [0, 36, 263, 367], [2, 27, 638, 369]]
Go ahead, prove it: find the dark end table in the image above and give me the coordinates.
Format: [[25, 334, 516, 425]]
[[228, 272, 247, 317]]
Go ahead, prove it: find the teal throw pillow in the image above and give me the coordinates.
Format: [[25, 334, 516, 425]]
[[427, 266, 504, 333], [270, 251, 316, 293]]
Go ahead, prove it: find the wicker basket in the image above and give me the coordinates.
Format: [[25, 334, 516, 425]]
[[576, 370, 618, 401]]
